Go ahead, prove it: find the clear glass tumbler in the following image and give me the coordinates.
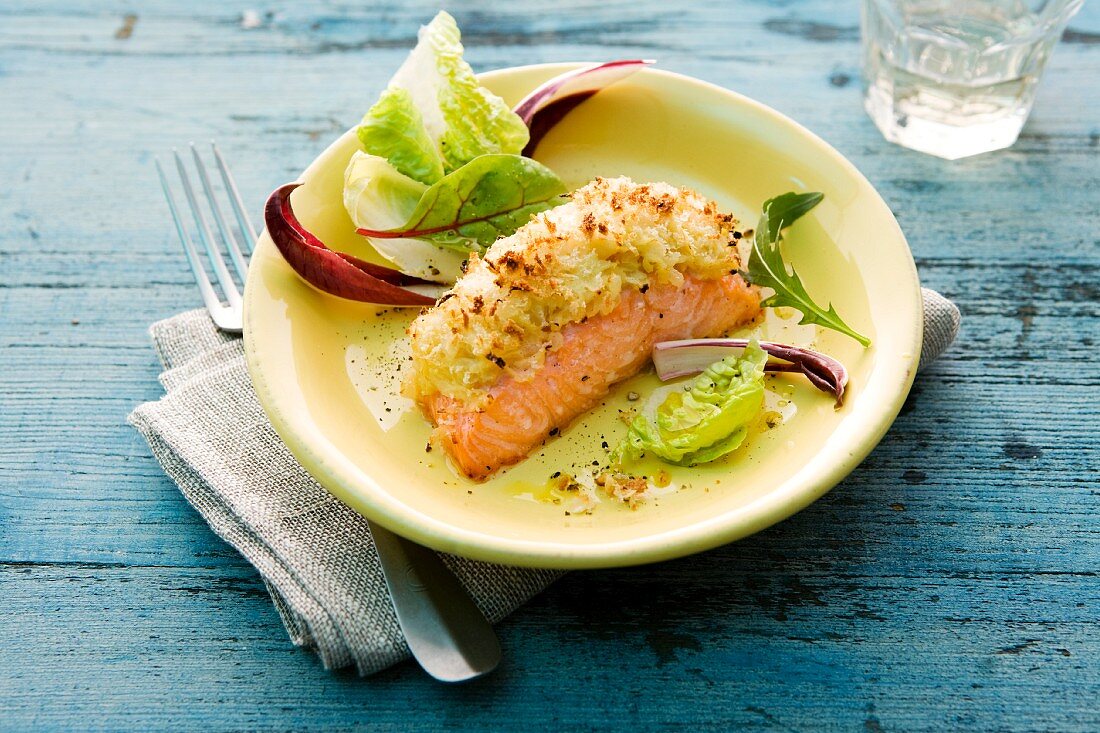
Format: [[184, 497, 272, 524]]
[[861, 0, 1083, 159]]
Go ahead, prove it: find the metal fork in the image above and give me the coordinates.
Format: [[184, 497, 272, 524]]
[[157, 143, 502, 682]]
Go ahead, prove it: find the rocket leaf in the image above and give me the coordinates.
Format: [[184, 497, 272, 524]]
[[745, 192, 871, 347]]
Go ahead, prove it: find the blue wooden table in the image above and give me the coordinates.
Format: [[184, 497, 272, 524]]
[[2, 1, 1098, 730]]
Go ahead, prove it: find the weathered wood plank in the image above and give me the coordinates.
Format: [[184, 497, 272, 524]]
[[2, 0, 1098, 729], [2, 544, 1097, 731]]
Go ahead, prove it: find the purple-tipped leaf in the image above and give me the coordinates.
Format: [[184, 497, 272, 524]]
[[514, 59, 653, 157], [653, 338, 850, 406], [264, 183, 437, 306]]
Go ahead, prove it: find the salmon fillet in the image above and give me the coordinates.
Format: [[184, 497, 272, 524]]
[[406, 176, 761, 479], [423, 274, 760, 480]]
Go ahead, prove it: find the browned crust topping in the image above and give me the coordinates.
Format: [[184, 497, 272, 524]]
[[406, 177, 745, 406]]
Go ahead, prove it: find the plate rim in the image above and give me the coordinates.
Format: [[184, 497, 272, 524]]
[[244, 63, 923, 569]]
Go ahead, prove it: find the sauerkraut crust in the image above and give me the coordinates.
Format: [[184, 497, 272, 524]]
[[406, 177, 746, 406]]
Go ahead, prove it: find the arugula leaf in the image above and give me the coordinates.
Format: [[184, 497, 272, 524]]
[[745, 192, 871, 347], [357, 154, 567, 252]]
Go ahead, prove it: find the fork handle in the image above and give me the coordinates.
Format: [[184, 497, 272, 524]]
[[368, 520, 501, 682]]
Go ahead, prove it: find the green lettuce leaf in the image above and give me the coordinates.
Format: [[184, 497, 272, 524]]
[[613, 341, 769, 467], [388, 11, 529, 172], [356, 87, 445, 186], [746, 192, 871, 346], [343, 152, 427, 231], [343, 152, 469, 282], [362, 154, 567, 252], [347, 11, 542, 264]]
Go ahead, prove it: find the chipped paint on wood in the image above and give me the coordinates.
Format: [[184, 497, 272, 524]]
[[1, 0, 1098, 730]]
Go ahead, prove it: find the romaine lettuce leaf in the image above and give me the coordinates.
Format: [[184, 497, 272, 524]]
[[387, 11, 529, 172], [343, 152, 468, 281], [346, 11, 540, 271], [356, 87, 445, 186], [613, 341, 769, 466], [343, 151, 427, 230]]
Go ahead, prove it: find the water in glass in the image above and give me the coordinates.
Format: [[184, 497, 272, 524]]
[[862, 0, 1083, 159]]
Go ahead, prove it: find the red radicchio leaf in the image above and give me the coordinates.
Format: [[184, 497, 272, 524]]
[[652, 338, 850, 406], [264, 183, 437, 306], [513, 59, 654, 157]]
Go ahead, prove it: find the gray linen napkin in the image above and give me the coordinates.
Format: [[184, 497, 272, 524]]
[[128, 288, 959, 675]]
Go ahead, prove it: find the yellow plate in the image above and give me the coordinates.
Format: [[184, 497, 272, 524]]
[[244, 64, 922, 569]]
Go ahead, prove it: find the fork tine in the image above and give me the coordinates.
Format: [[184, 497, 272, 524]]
[[156, 158, 226, 319], [212, 142, 259, 244], [172, 148, 242, 308], [191, 143, 249, 283]]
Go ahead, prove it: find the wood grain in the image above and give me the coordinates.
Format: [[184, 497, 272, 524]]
[[1, 0, 1097, 730]]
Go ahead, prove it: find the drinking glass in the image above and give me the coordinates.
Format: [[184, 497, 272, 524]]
[[861, 0, 1084, 159]]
